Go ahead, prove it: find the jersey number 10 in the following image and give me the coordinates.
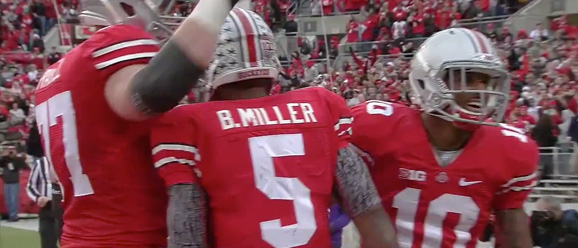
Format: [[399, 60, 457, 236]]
[[36, 91, 94, 198]]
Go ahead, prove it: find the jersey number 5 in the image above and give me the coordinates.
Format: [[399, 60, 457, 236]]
[[36, 91, 94, 197], [249, 134, 316, 248]]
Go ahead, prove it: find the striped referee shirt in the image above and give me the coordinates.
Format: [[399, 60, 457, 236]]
[[26, 157, 52, 202]]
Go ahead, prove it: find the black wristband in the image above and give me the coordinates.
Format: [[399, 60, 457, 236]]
[[130, 40, 205, 115]]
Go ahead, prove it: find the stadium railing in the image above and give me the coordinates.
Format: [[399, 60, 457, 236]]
[[338, 37, 428, 55], [531, 144, 578, 202], [455, 14, 546, 34], [538, 144, 578, 179], [331, 52, 414, 71]]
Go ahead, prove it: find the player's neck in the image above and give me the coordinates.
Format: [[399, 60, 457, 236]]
[[421, 113, 472, 151]]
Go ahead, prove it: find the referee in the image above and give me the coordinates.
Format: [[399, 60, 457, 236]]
[[25, 121, 58, 248]]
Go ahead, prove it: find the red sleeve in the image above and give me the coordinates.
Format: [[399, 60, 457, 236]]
[[493, 136, 539, 210], [150, 106, 201, 188], [350, 102, 379, 165], [349, 49, 363, 68], [370, 49, 378, 66], [85, 24, 160, 79], [317, 88, 353, 149]]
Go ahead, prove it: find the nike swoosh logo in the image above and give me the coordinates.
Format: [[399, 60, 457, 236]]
[[459, 178, 482, 187]]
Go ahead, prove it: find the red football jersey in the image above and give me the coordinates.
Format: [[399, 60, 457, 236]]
[[35, 25, 167, 248], [150, 87, 352, 248], [350, 101, 538, 248]]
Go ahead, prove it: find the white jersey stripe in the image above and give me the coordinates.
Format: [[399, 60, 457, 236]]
[[152, 144, 201, 161], [92, 39, 159, 58], [334, 117, 354, 131], [154, 157, 196, 169], [338, 127, 353, 137], [500, 172, 537, 188], [94, 52, 157, 70], [497, 180, 538, 195]]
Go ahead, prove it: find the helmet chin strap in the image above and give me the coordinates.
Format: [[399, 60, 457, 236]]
[[206, 59, 219, 90], [430, 103, 485, 132]]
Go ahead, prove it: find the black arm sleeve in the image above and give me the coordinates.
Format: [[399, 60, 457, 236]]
[[130, 40, 205, 115], [167, 183, 208, 248]]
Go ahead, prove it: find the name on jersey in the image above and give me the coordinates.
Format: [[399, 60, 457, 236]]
[[217, 103, 318, 130]]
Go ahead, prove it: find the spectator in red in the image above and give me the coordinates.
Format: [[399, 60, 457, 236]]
[[345, 0, 366, 12], [360, 7, 379, 44], [322, 0, 334, 15], [277, 0, 291, 16], [44, 0, 58, 30], [346, 16, 360, 43], [375, 27, 389, 42], [287, 59, 304, 78], [348, 46, 377, 74], [411, 10, 426, 38]]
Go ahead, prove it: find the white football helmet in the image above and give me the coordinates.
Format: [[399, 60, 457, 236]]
[[409, 27, 510, 128], [79, 0, 180, 39], [205, 7, 279, 90]]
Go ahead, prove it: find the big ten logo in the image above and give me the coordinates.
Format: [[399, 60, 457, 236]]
[[399, 168, 427, 182]]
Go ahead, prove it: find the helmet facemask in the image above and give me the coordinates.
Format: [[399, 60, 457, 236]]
[[414, 60, 510, 129], [79, 0, 179, 41]]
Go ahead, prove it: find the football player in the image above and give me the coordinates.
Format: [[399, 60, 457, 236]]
[[351, 28, 538, 248], [150, 7, 397, 248], [34, 0, 243, 247]]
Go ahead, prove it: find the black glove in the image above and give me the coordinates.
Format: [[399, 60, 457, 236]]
[[348, 46, 353, 53]]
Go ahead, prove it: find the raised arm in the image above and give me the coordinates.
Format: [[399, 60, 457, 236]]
[[104, 0, 243, 121]]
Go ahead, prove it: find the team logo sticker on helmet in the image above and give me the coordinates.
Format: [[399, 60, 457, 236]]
[[260, 38, 276, 60]]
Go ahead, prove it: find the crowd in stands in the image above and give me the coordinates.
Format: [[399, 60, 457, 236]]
[[0, 0, 76, 149], [0, 0, 577, 162]]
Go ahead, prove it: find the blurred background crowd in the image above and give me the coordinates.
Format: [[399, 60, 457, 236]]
[[0, 1, 575, 168], [0, 0, 577, 243]]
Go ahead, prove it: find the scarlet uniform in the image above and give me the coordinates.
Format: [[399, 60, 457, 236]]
[[35, 25, 167, 247], [351, 101, 538, 248], [151, 87, 353, 248]]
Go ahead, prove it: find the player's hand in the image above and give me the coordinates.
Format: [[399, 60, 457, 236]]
[[37, 196, 50, 208]]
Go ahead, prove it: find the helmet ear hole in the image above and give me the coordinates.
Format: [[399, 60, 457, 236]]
[[417, 79, 425, 89], [120, 2, 135, 16]]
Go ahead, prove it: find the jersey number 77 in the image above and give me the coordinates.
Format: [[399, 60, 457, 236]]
[[36, 91, 94, 198]]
